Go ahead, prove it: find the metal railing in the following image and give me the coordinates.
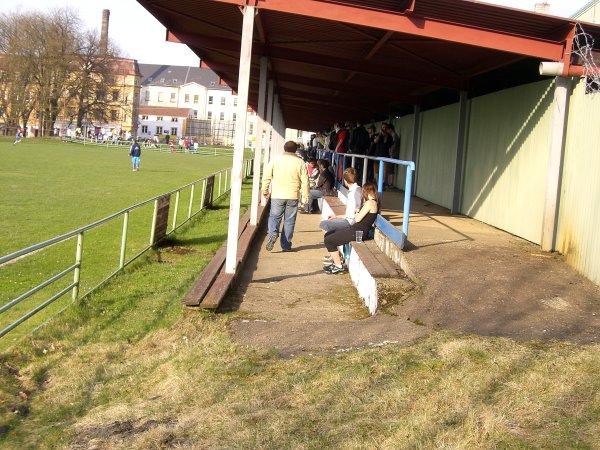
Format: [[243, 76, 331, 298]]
[[317, 150, 415, 245], [63, 135, 236, 157], [0, 159, 253, 339]]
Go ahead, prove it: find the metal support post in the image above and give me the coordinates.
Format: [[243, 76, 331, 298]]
[[172, 191, 180, 231], [225, 5, 255, 274], [119, 211, 129, 269], [188, 183, 195, 219], [541, 77, 571, 251], [150, 199, 159, 245], [71, 233, 84, 301], [451, 91, 469, 214]]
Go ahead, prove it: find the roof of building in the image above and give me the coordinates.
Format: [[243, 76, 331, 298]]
[[139, 106, 193, 117], [138, 64, 230, 90], [110, 57, 141, 77], [138, 0, 600, 130]]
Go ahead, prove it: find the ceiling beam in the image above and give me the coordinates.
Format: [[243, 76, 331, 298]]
[[210, 0, 571, 61], [168, 30, 465, 89]]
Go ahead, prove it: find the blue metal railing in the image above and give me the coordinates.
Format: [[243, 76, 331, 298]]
[[317, 151, 415, 246]]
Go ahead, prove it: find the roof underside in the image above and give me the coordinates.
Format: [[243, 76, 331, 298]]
[[136, 0, 600, 130]]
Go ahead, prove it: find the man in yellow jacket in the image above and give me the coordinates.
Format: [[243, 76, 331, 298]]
[[262, 141, 309, 252]]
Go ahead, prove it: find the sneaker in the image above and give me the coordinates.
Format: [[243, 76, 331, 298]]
[[265, 234, 277, 251], [324, 264, 346, 274], [281, 247, 294, 252]]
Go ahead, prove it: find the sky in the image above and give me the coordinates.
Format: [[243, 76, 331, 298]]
[[8, 0, 594, 67]]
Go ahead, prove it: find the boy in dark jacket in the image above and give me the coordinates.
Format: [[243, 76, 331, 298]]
[[129, 139, 141, 171]]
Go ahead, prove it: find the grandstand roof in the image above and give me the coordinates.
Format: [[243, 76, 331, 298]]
[[137, 0, 600, 130]]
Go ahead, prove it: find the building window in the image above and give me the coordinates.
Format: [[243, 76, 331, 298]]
[[194, 95, 199, 104], [171, 117, 178, 122], [193, 110, 198, 118], [170, 92, 176, 103], [112, 90, 119, 101], [141, 125, 148, 134], [141, 115, 148, 120], [156, 126, 163, 134], [160, 78, 165, 83], [208, 96, 213, 105], [233, 113, 236, 121], [158, 92, 163, 102], [171, 127, 177, 136], [219, 112, 225, 121], [172, 79, 177, 83], [111, 110, 117, 121], [220, 97, 226, 106], [207, 111, 212, 120], [185, 94, 190, 103], [234, 97, 238, 107], [157, 116, 163, 121], [144, 91, 150, 101]]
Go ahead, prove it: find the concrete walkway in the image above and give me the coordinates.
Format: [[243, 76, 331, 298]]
[[222, 192, 600, 356]]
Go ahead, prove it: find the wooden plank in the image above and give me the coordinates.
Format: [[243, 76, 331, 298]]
[[200, 272, 235, 309], [182, 244, 226, 306]]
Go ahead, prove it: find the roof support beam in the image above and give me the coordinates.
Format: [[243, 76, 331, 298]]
[[168, 30, 465, 89], [210, 0, 570, 61]]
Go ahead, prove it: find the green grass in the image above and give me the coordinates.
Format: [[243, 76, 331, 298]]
[[0, 137, 240, 348], [0, 138, 234, 254]]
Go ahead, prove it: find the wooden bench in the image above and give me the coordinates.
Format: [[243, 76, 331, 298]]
[[182, 205, 268, 309]]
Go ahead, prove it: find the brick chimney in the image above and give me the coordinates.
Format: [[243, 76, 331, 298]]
[[534, 2, 551, 14], [100, 9, 110, 54]]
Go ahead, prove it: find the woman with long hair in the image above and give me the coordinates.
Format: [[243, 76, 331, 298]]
[[323, 182, 380, 274]]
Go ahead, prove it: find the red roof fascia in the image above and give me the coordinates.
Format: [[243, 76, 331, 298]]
[[210, 0, 569, 61]]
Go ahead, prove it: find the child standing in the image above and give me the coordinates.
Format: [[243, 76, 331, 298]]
[[129, 139, 141, 171]]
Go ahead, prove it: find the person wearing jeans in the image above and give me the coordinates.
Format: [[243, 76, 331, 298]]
[[262, 141, 309, 252]]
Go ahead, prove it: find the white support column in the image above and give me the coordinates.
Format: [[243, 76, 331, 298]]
[[263, 80, 275, 166], [225, 5, 254, 274], [451, 91, 468, 214], [541, 77, 571, 252], [251, 56, 268, 224], [411, 104, 421, 195]]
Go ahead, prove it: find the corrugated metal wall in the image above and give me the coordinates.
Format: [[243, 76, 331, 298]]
[[556, 79, 600, 285], [461, 80, 555, 244], [414, 103, 458, 209], [391, 114, 415, 189]]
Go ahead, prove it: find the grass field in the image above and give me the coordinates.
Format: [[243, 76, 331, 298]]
[[1, 138, 600, 449], [0, 137, 240, 347]]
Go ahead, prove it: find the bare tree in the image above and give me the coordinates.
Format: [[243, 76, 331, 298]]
[[0, 7, 122, 136]]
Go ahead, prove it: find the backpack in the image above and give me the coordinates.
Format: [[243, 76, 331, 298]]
[[328, 130, 337, 151]]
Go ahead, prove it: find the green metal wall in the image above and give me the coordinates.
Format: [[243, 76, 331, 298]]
[[461, 80, 555, 244], [556, 79, 600, 285], [415, 103, 459, 209]]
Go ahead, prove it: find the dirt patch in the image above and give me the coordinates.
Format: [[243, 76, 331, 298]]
[[70, 418, 177, 450]]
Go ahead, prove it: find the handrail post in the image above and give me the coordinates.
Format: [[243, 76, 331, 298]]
[[200, 178, 206, 210], [172, 191, 180, 231], [403, 166, 414, 238], [71, 232, 84, 301], [218, 172, 222, 198], [362, 156, 368, 186], [150, 199, 159, 245], [225, 169, 229, 193], [119, 211, 129, 269], [377, 160, 385, 194], [351, 155, 356, 168], [188, 183, 195, 219]]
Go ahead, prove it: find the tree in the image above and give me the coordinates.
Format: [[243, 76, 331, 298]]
[[0, 8, 122, 136]]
